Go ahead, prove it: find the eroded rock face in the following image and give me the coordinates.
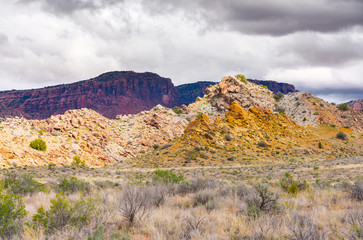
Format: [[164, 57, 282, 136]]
[[277, 92, 363, 131], [0, 71, 179, 119], [204, 76, 276, 111], [0, 104, 189, 168]]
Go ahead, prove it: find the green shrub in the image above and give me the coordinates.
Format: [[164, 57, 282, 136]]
[[88, 224, 104, 240], [338, 103, 348, 111], [72, 155, 85, 167], [153, 169, 185, 184], [318, 142, 323, 149], [0, 192, 27, 238], [280, 174, 309, 194], [257, 141, 268, 147], [273, 93, 284, 102], [3, 173, 45, 195], [196, 112, 203, 120], [172, 106, 183, 114], [336, 131, 347, 140], [30, 138, 47, 151], [56, 176, 90, 193], [33, 194, 99, 233], [152, 144, 159, 150], [235, 74, 247, 83]]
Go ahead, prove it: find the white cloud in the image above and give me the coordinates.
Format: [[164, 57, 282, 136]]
[[0, 0, 362, 103]]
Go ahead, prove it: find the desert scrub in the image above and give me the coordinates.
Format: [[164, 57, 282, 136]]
[[172, 106, 183, 114], [336, 131, 347, 140], [72, 155, 86, 167], [257, 141, 268, 148], [2, 173, 46, 195], [0, 192, 27, 238], [33, 194, 100, 233], [235, 74, 247, 83], [246, 183, 280, 218], [338, 103, 348, 111], [56, 176, 90, 193], [30, 138, 47, 151], [119, 185, 151, 226], [273, 92, 284, 102], [348, 181, 363, 201], [153, 169, 185, 185], [280, 173, 309, 194]]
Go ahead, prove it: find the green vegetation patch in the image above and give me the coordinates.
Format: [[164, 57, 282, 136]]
[[30, 138, 47, 151]]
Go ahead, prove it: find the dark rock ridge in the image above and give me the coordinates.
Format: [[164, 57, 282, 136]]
[[176, 79, 298, 106], [176, 81, 217, 106], [346, 99, 363, 111], [0, 71, 179, 119], [248, 79, 298, 95]]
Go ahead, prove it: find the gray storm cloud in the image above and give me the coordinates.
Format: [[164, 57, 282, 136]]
[[142, 0, 363, 35], [1, 0, 362, 103]]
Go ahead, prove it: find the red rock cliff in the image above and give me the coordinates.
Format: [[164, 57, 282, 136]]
[[0, 71, 179, 119]]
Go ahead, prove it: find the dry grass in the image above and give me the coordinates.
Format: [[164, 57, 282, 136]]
[[0, 157, 362, 239]]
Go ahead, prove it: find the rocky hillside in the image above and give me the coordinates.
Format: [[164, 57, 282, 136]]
[[134, 100, 363, 168], [0, 71, 179, 119], [176, 79, 298, 105], [186, 76, 276, 116], [277, 92, 363, 131], [347, 99, 363, 111], [0, 105, 188, 168], [0, 74, 361, 168]]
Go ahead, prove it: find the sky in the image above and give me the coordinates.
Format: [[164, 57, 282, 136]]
[[0, 0, 363, 103]]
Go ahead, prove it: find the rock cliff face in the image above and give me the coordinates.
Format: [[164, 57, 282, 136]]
[[0, 71, 179, 119], [176, 79, 297, 106]]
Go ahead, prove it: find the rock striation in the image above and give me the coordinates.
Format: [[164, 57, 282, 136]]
[[0, 71, 179, 119]]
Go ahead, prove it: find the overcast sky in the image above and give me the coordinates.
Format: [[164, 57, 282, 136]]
[[0, 0, 362, 103]]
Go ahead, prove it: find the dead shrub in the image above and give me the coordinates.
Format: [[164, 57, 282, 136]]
[[288, 214, 327, 240], [349, 181, 363, 201], [246, 184, 279, 218], [148, 184, 167, 208], [341, 209, 363, 239], [119, 185, 150, 226], [182, 211, 207, 239]]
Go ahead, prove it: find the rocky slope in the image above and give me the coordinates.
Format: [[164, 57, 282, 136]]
[[176, 79, 298, 105], [347, 99, 363, 111], [0, 71, 179, 119], [134, 100, 363, 168], [277, 93, 363, 131], [0, 74, 361, 168], [0, 105, 188, 168], [186, 76, 276, 116]]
